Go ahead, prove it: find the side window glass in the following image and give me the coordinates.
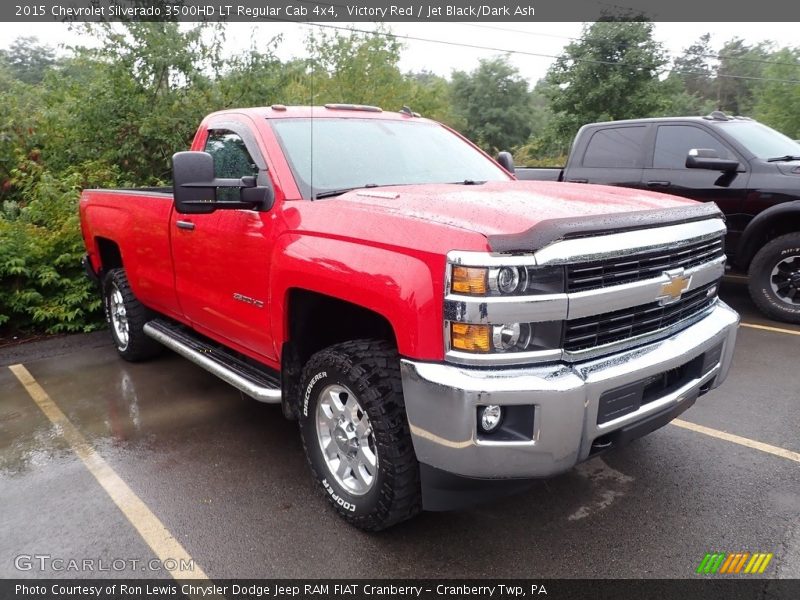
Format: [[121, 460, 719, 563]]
[[582, 126, 647, 168], [654, 125, 733, 169], [204, 130, 259, 202]]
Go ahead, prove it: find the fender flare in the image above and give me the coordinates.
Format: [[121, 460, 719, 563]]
[[269, 234, 443, 360], [737, 199, 800, 268]]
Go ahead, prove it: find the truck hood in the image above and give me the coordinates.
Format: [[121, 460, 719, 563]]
[[335, 180, 695, 238]]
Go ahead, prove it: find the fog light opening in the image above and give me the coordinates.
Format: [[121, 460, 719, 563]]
[[479, 405, 504, 433]]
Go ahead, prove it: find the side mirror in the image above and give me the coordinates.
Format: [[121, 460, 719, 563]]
[[685, 148, 740, 172], [496, 151, 515, 174], [172, 151, 274, 214]]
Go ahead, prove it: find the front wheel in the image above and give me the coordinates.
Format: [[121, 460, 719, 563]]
[[748, 233, 800, 324], [298, 340, 421, 531]]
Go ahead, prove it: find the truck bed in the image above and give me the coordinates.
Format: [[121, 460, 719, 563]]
[[515, 167, 563, 182], [84, 187, 173, 197]]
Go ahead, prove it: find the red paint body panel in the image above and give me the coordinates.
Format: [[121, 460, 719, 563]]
[[80, 192, 181, 318], [79, 107, 701, 367]]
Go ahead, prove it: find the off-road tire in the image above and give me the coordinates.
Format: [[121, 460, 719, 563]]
[[748, 233, 800, 324], [298, 339, 421, 531], [102, 268, 162, 361]]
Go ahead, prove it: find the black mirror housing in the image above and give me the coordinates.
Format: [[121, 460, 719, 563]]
[[173, 151, 217, 214], [685, 148, 740, 172], [241, 185, 275, 210], [496, 151, 515, 174], [172, 151, 274, 214]]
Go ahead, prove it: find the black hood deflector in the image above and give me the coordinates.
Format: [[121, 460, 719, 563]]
[[487, 203, 724, 254]]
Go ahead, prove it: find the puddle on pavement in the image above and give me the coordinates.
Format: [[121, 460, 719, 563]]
[[1, 346, 247, 479]]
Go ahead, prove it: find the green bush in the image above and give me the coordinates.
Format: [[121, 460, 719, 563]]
[[0, 162, 121, 335]]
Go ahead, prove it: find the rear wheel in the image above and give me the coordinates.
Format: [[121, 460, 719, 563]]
[[102, 268, 162, 361], [748, 233, 800, 324], [298, 339, 421, 531]]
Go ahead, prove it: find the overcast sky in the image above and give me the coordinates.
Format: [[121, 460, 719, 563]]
[[2, 21, 799, 85]]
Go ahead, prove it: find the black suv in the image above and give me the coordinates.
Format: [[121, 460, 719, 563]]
[[517, 112, 800, 323]]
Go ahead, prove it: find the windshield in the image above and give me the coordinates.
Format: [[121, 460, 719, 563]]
[[270, 118, 510, 198], [717, 121, 800, 160]]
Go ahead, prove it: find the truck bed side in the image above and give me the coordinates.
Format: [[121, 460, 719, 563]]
[[79, 189, 182, 319]]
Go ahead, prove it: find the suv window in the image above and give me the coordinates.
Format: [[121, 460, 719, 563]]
[[654, 125, 733, 169], [582, 126, 647, 168]]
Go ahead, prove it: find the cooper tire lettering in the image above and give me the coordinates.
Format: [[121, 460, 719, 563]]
[[322, 478, 356, 512]]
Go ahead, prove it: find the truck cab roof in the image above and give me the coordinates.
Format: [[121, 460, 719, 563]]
[[579, 112, 755, 129]]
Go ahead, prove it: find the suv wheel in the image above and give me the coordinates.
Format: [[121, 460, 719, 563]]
[[298, 339, 421, 531], [102, 268, 162, 361], [748, 233, 800, 324]]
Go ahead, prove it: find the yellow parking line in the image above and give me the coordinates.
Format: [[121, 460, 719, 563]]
[[671, 418, 800, 464], [740, 322, 800, 336], [8, 364, 209, 582]]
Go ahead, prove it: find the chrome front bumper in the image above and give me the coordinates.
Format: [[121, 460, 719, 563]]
[[400, 301, 739, 479]]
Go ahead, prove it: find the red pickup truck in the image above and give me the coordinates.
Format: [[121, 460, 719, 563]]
[[80, 105, 739, 530]]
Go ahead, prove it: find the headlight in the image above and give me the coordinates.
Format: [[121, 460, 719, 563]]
[[445, 255, 565, 362], [450, 264, 564, 296], [490, 266, 527, 294], [493, 322, 532, 351], [450, 321, 556, 354]]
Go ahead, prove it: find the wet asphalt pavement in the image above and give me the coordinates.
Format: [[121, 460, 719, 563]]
[[1, 279, 798, 580]]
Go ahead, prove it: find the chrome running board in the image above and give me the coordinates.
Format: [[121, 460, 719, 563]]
[[143, 320, 281, 403]]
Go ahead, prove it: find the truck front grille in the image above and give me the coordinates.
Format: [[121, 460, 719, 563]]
[[563, 281, 719, 352], [566, 235, 724, 293]]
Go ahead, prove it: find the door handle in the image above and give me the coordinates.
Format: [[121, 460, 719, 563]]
[[566, 178, 588, 183], [176, 220, 195, 231], [646, 180, 671, 187]]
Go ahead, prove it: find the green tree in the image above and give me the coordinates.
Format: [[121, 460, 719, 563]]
[[0, 36, 56, 84], [544, 20, 667, 145], [754, 48, 800, 138], [216, 36, 306, 108], [450, 56, 533, 151], [40, 22, 224, 183], [404, 71, 459, 127], [659, 34, 718, 116], [713, 38, 770, 115], [303, 28, 410, 109], [1, 23, 226, 337], [671, 33, 715, 99]]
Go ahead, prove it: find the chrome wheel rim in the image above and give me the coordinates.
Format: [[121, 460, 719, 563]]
[[770, 255, 800, 305], [315, 383, 378, 496], [109, 285, 130, 350]]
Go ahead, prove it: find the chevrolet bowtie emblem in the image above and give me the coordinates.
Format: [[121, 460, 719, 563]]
[[658, 269, 691, 304]]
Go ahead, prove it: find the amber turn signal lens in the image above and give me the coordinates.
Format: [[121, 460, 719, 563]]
[[451, 266, 488, 295], [451, 323, 491, 352]]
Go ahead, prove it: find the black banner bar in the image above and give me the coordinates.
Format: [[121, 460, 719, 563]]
[[3, 579, 800, 600], [3, 0, 800, 23]]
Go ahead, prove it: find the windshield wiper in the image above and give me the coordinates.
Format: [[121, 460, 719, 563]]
[[766, 155, 800, 162], [314, 184, 378, 199], [315, 180, 486, 198]]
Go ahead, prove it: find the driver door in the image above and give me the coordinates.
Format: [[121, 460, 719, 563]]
[[641, 124, 750, 251], [171, 125, 277, 360]]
